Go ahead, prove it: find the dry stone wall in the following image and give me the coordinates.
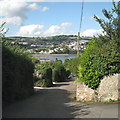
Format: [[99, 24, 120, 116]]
[[76, 74, 120, 102], [96, 74, 120, 102], [76, 82, 95, 102]]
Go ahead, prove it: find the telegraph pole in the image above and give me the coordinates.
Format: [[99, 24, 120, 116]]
[[77, 32, 80, 57], [77, 0, 84, 57]]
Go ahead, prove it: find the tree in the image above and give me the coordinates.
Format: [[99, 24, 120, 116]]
[[94, 0, 120, 39], [0, 22, 9, 37]]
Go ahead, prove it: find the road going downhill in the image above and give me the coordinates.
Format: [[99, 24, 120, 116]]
[[3, 78, 119, 118]]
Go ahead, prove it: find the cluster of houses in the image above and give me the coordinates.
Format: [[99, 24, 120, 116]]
[[68, 40, 88, 50], [11, 38, 90, 54], [30, 40, 89, 54]]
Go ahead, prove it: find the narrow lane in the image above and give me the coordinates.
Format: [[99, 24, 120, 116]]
[[3, 78, 118, 118]]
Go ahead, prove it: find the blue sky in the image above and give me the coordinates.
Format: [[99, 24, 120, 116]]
[[0, 0, 115, 37]]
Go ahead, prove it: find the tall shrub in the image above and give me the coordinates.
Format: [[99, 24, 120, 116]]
[[78, 34, 120, 89], [78, 1, 120, 89], [2, 40, 34, 104], [53, 65, 66, 82], [42, 68, 53, 87], [64, 57, 80, 76]]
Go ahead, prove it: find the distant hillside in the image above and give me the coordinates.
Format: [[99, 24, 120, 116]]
[[4, 35, 92, 51], [6, 35, 92, 43]]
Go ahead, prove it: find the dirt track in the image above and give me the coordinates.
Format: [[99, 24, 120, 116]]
[[3, 78, 118, 118]]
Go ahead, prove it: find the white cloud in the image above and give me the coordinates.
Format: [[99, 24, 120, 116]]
[[41, 6, 49, 12], [16, 22, 72, 37], [44, 25, 61, 36], [43, 22, 72, 36], [28, 3, 39, 10], [88, 16, 94, 20], [17, 24, 44, 36], [0, 0, 48, 26], [81, 29, 105, 37], [0, 17, 23, 26], [1, 1, 28, 17], [61, 22, 72, 27]]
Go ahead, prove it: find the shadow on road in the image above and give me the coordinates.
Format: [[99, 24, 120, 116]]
[[53, 83, 69, 87], [3, 88, 90, 118]]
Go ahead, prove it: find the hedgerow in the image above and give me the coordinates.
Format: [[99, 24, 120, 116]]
[[78, 36, 120, 89], [2, 40, 34, 104], [78, 1, 120, 89]]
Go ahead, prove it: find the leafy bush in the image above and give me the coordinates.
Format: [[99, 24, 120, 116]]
[[78, 36, 120, 89], [34, 59, 69, 85], [2, 40, 34, 104], [53, 60, 66, 82], [34, 64, 53, 87], [53, 70, 59, 82], [78, 1, 120, 89], [64, 57, 80, 76], [42, 68, 53, 87], [32, 57, 40, 65], [66, 70, 71, 78], [53, 67, 66, 82]]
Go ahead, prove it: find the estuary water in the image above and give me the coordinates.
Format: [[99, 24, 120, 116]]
[[34, 55, 77, 63]]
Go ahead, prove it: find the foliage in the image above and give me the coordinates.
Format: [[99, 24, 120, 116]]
[[53, 65, 66, 82], [52, 49, 77, 54], [88, 100, 95, 103], [94, 0, 120, 39], [66, 70, 71, 78], [104, 99, 120, 103], [32, 57, 40, 65], [2, 40, 35, 104], [52, 59, 68, 82], [34, 61, 53, 87], [53, 70, 60, 82], [64, 57, 80, 76], [41, 68, 53, 87], [77, 1, 120, 89], [34, 59, 69, 85], [73, 94, 76, 101], [78, 36, 120, 89], [0, 22, 9, 37]]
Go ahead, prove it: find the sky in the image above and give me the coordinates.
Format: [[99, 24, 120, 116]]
[[0, 0, 116, 37]]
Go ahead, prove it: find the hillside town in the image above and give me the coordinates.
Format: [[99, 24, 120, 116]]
[[8, 36, 91, 54]]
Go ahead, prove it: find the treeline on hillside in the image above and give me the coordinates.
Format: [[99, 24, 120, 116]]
[[7, 35, 92, 43], [2, 40, 35, 105]]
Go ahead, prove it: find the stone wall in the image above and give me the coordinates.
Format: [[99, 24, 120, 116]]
[[76, 82, 95, 102], [76, 74, 120, 102], [96, 74, 120, 102]]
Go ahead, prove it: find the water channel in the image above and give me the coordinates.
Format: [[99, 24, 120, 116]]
[[34, 55, 77, 63]]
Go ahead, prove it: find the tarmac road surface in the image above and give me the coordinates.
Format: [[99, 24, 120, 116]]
[[3, 78, 119, 119]]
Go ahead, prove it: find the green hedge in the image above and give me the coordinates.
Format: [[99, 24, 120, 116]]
[[34, 59, 68, 84], [78, 36, 120, 89], [64, 57, 80, 76], [2, 40, 34, 104], [41, 67, 53, 87], [53, 65, 66, 82]]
